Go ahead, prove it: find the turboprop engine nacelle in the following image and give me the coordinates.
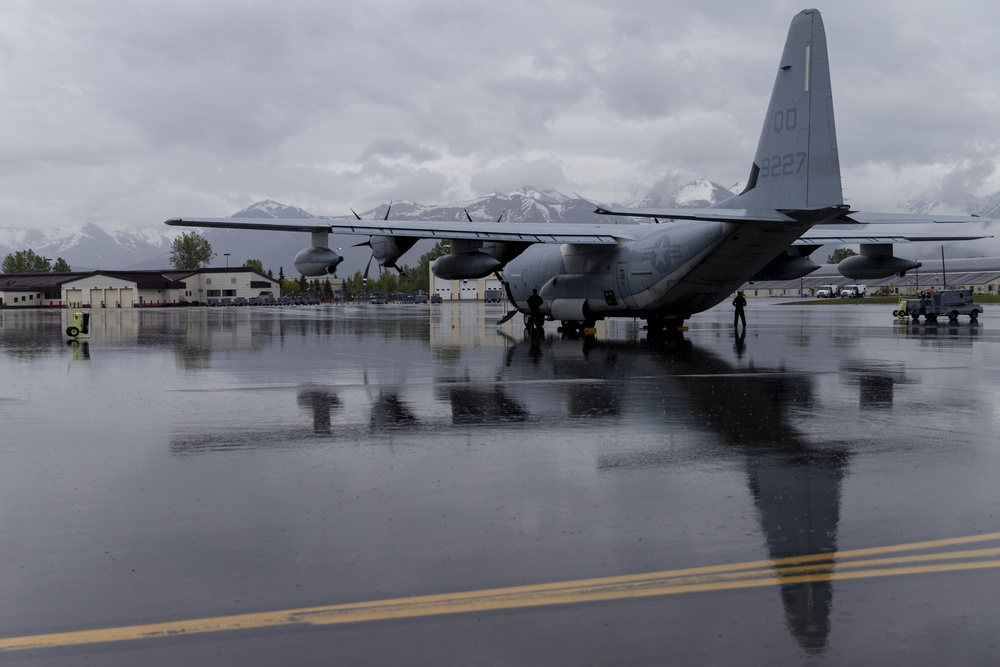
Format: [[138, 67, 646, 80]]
[[751, 255, 820, 281], [837, 255, 921, 280], [431, 252, 501, 280], [294, 247, 344, 276]]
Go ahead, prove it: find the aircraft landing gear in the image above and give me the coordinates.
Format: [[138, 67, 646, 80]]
[[523, 312, 545, 332], [644, 316, 687, 338], [558, 320, 597, 338]]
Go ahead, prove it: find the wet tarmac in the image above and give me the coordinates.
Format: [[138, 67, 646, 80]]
[[2, 301, 999, 665]]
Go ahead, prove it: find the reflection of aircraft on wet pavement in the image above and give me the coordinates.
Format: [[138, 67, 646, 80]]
[[165, 10, 986, 335], [501, 336, 848, 653], [170, 334, 903, 653]]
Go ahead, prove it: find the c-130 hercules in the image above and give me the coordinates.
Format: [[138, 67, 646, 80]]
[[166, 9, 988, 333]]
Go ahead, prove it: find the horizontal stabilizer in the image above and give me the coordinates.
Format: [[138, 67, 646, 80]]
[[793, 230, 990, 245], [842, 212, 986, 224]]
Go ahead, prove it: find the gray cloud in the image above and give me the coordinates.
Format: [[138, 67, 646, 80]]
[[1, 0, 998, 230], [358, 138, 441, 163], [470, 158, 568, 194]]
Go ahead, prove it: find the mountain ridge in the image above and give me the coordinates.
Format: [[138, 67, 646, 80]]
[[2, 183, 998, 276]]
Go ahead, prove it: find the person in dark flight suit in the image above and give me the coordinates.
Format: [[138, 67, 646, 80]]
[[527, 289, 543, 330], [733, 290, 747, 328]]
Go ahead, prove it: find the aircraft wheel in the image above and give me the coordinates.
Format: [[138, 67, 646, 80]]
[[560, 320, 580, 332], [66, 326, 80, 337], [892, 310, 899, 317], [524, 314, 545, 331]]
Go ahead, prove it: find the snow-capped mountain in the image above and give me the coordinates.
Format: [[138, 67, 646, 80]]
[[3, 185, 999, 276], [0, 222, 173, 272], [363, 187, 607, 225], [628, 178, 736, 209], [230, 200, 322, 220]]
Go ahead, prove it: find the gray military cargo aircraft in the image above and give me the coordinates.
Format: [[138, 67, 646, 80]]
[[166, 9, 987, 333]]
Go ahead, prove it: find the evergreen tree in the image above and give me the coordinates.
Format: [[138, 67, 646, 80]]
[[243, 258, 264, 273], [827, 248, 857, 264], [2, 249, 51, 273]]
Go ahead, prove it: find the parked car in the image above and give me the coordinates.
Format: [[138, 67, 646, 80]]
[[430, 294, 443, 303]]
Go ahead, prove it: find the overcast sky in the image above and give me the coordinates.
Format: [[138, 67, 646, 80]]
[[2, 0, 999, 230]]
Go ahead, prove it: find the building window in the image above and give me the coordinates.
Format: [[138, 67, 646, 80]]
[[206, 278, 212, 285]]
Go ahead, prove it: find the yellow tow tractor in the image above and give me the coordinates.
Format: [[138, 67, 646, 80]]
[[65, 310, 91, 338], [891, 298, 909, 319]]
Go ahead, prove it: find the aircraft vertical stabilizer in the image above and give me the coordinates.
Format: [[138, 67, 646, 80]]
[[737, 9, 842, 210]]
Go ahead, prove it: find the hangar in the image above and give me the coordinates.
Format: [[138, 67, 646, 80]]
[[740, 257, 1000, 298], [0, 268, 280, 308]]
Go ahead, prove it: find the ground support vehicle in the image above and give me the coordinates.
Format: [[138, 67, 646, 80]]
[[892, 298, 909, 319], [894, 289, 983, 322], [840, 284, 867, 298], [65, 310, 91, 338]]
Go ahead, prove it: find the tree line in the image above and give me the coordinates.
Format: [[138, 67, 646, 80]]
[[4, 232, 449, 296], [2, 249, 71, 273]]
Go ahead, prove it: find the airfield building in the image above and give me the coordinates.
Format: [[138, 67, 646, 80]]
[[0, 268, 280, 308]]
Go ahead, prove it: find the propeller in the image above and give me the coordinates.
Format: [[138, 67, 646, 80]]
[[464, 208, 506, 223], [351, 203, 393, 287]]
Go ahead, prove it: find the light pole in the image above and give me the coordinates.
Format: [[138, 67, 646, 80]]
[[224, 253, 230, 268]]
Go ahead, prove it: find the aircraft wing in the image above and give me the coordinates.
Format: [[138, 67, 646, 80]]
[[165, 217, 635, 244], [594, 205, 986, 225], [593, 206, 795, 223]]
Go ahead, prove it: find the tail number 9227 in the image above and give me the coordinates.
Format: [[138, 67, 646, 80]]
[[760, 152, 807, 178]]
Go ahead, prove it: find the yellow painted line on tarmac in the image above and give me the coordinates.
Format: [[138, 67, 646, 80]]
[[3, 532, 1000, 653]]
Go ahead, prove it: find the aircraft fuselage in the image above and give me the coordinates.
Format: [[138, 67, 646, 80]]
[[504, 220, 810, 324]]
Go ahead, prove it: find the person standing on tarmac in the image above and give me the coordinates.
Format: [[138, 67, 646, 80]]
[[527, 289, 543, 330], [732, 290, 747, 328]]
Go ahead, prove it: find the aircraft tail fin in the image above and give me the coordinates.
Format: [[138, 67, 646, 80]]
[[735, 9, 842, 211]]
